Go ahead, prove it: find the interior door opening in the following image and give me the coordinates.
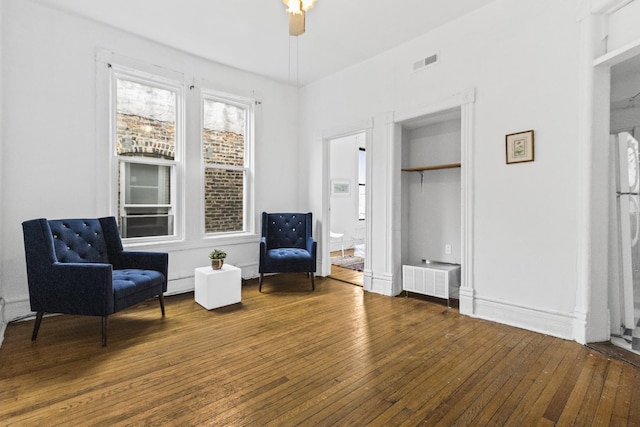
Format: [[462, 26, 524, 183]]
[[399, 108, 463, 307], [609, 53, 640, 355], [328, 132, 366, 286]]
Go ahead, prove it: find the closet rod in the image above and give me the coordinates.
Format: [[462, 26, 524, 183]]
[[401, 162, 461, 172]]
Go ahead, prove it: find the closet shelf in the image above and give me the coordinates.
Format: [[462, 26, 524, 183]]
[[401, 162, 461, 172]]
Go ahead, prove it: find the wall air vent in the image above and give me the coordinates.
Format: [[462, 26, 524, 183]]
[[413, 54, 439, 72]]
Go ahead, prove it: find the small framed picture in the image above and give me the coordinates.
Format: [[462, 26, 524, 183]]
[[331, 180, 350, 196], [505, 130, 534, 164]]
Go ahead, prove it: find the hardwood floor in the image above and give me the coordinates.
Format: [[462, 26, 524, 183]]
[[2, 275, 640, 426]]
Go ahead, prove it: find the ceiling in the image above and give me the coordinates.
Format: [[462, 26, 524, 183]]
[[31, 0, 496, 87]]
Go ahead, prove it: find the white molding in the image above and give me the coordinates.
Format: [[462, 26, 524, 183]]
[[0, 300, 5, 348], [459, 97, 475, 316], [321, 119, 374, 281], [390, 87, 476, 309], [459, 287, 474, 313], [594, 37, 640, 67], [166, 277, 194, 295], [393, 88, 476, 123], [576, 12, 597, 345], [321, 137, 331, 278], [577, 0, 635, 20], [0, 0, 4, 350], [591, 0, 634, 15], [573, 307, 589, 344], [474, 295, 575, 340], [370, 273, 394, 296], [385, 119, 398, 281], [3, 296, 32, 323], [363, 270, 373, 291], [321, 119, 373, 140]]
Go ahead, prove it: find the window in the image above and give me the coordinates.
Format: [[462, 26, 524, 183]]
[[202, 94, 253, 234], [108, 60, 254, 242], [113, 71, 181, 239], [358, 147, 366, 221]]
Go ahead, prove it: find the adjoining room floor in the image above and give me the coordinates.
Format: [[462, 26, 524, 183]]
[[329, 249, 363, 286]]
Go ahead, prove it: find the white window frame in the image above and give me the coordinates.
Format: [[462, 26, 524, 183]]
[[358, 147, 366, 221], [110, 65, 185, 243], [200, 89, 255, 236]]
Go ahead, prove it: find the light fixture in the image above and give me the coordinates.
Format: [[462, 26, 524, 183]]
[[283, 0, 317, 36]]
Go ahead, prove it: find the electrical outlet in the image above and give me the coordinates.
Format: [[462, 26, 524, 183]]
[[445, 244, 452, 254]]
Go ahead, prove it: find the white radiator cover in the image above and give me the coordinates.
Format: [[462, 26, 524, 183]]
[[402, 263, 460, 300]]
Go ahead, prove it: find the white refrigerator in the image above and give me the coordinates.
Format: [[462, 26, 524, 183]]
[[612, 131, 640, 351]]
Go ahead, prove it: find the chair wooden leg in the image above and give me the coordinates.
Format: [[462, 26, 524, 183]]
[[259, 273, 264, 292], [32, 312, 44, 341], [159, 293, 166, 317], [311, 273, 315, 291], [102, 316, 108, 347]]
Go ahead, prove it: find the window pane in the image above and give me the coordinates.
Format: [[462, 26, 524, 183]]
[[204, 168, 244, 233], [202, 99, 245, 166], [119, 161, 173, 238], [123, 163, 171, 205], [116, 79, 176, 160], [115, 76, 177, 239]]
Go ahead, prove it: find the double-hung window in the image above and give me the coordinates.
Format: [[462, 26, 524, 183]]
[[202, 92, 253, 234], [112, 69, 182, 240]]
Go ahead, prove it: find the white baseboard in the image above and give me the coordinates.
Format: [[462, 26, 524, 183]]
[[0, 299, 5, 348], [459, 286, 474, 315], [0, 295, 34, 348], [471, 294, 575, 340], [369, 273, 395, 296], [166, 263, 259, 295], [4, 296, 32, 323]]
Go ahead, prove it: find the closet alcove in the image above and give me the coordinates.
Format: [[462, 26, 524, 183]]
[[400, 108, 462, 305]]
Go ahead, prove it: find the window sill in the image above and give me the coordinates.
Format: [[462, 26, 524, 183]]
[[124, 232, 260, 252]]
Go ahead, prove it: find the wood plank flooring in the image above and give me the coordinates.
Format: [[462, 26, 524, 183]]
[[1, 275, 640, 426]]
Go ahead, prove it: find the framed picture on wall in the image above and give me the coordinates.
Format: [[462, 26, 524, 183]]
[[331, 180, 351, 196], [505, 130, 534, 164]]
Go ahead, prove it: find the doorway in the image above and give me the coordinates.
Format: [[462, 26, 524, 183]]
[[609, 53, 640, 355], [399, 108, 463, 305], [328, 132, 366, 286]]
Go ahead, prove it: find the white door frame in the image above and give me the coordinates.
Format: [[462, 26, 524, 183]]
[[388, 88, 476, 312], [321, 120, 373, 280], [575, 0, 640, 343]]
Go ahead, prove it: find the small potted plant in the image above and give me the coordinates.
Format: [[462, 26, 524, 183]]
[[209, 249, 227, 270]]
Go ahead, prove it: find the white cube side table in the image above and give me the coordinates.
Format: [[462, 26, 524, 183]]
[[194, 264, 242, 310]]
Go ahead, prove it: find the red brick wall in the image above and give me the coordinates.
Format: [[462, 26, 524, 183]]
[[116, 113, 245, 234]]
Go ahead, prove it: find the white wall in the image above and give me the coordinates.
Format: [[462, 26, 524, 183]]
[[0, 0, 6, 344], [0, 0, 300, 321], [401, 118, 461, 265], [607, 0, 640, 53], [300, 0, 582, 339], [329, 133, 365, 252]]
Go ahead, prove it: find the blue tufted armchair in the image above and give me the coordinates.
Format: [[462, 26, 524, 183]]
[[22, 217, 168, 346], [259, 212, 317, 292]]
